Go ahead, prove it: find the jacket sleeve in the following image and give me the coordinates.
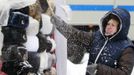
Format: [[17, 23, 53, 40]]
[[51, 15, 92, 46], [96, 47, 134, 75]]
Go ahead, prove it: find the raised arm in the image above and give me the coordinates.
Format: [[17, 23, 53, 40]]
[[51, 15, 92, 45]]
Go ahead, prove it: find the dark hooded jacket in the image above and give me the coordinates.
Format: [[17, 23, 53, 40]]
[[51, 8, 134, 75], [88, 8, 134, 75]]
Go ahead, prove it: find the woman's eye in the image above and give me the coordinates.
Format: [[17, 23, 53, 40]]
[[107, 23, 110, 25]]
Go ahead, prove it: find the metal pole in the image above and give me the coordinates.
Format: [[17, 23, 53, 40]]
[[113, 0, 118, 8]]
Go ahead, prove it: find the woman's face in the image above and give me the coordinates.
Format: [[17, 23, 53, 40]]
[[105, 19, 119, 36]]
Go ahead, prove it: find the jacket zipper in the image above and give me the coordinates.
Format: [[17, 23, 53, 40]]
[[94, 37, 109, 64]]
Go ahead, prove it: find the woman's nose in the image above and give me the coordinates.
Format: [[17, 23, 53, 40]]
[[107, 24, 113, 28]]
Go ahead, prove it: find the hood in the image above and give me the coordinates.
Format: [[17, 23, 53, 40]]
[[100, 8, 130, 40]]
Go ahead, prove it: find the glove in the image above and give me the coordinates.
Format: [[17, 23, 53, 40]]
[[86, 64, 97, 75], [37, 32, 52, 53], [39, 0, 49, 13]]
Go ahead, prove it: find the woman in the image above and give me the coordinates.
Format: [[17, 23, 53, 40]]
[[51, 8, 134, 75]]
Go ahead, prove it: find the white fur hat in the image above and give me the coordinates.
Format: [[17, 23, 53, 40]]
[[0, 0, 10, 26], [9, 0, 36, 9]]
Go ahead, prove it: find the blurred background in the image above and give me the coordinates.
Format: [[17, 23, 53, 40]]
[[66, 0, 134, 41]]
